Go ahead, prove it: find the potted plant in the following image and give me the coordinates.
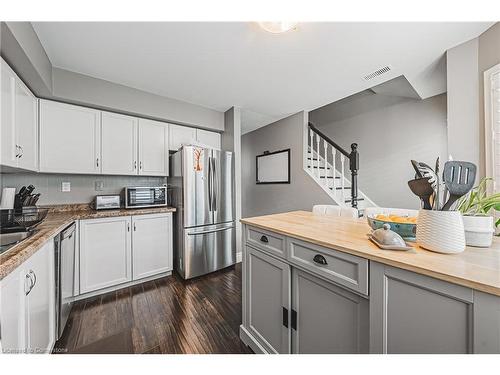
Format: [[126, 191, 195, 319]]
[[456, 177, 500, 247]]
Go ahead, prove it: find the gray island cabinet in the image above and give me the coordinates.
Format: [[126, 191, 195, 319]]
[[240, 212, 500, 354]]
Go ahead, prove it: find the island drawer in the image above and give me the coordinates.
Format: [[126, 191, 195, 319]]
[[245, 226, 286, 259], [287, 238, 369, 295]]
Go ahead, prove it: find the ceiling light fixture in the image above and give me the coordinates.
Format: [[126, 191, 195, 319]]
[[258, 22, 298, 34]]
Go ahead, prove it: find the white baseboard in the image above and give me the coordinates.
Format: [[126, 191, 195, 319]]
[[236, 252, 242, 263], [239, 325, 267, 354]]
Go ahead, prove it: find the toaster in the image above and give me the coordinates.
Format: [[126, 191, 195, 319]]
[[92, 195, 121, 210]]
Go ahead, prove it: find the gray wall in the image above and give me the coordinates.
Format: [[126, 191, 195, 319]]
[[0, 172, 164, 206], [51, 68, 224, 131], [0, 21, 224, 131], [478, 22, 500, 177], [446, 38, 480, 169], [241, 112, 332, 218], [223, 107, 243, 254], [446, 22, 500, 178], [309, 93, 448, 209]]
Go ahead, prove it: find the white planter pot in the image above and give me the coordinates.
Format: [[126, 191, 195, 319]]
[[462, 215, 494, 248], [416, 209, 465, 254]]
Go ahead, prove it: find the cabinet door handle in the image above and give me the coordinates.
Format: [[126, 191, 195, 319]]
[[25, 273, 33, 295], [19, 145, 23, 158], [127, 223, 130, 232], [96, 158, 99, 168], [29, 270, 36, 288], [134, 161, 137, 170], [260, 235, 269, 243], [139, 161, 142, 170], [15, 145, 20, 158], [313, 254, 328, 265], [282, 307, 289, 328], [291, 309, 297, 331], [133, 223, 136, 231]]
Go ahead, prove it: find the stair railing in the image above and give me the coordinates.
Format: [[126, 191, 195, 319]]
[[308, 122, 359, 209]]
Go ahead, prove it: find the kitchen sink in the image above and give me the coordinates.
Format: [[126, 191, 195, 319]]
[[0, 229, 35, 255]]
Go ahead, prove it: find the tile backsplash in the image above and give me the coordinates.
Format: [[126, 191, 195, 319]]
[[0, 172, 166, 206]]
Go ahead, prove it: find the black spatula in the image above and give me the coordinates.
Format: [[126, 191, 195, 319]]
[[441, 161, 476, 211], [408, 177, 434, 210]]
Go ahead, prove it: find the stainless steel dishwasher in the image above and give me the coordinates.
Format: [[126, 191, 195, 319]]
[[54, 223, 76, 340]]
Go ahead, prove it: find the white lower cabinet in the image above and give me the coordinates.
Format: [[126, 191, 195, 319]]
[[246, 246, 291, 354], [132, 213, 173, 280], [79, 213, 172, 295], [79, 216, 132, 294], [0, 241, 55, 354]]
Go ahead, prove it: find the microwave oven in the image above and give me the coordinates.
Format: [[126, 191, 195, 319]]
[[123, 186, 168, 209]]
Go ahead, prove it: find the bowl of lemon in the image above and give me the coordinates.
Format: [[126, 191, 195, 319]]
[[366, 214, 417, 241]]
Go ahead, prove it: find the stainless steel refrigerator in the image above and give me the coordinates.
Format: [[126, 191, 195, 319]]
[[170, 145, 235, 279]]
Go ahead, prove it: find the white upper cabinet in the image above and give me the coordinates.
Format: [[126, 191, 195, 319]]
[[196, 129, 221, 149], [138, 118, 168, 176], [1, 58, 38, 171], [101, 111, 138, 175], [39, 100, 101, 174], [15, 79, 38, 171], [169, 124, 196, 151], [1, 59, 17, 168]]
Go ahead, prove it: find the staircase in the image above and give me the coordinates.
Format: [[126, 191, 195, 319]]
[[304, 122, 376, 213]]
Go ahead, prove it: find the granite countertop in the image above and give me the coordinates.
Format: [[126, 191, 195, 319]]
[[0, 205, 176, 280], [241, 211, 500, 297]]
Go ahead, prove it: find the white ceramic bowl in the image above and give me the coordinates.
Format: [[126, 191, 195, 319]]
[[416, 209, 465, 254], [462, 215, 494, 248]]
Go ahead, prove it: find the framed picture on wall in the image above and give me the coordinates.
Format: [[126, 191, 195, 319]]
[[256, 149, 291, 184]]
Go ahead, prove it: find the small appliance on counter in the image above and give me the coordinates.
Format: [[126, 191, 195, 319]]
[[123, 186, 168, 209], [91, 194, 121, 210]]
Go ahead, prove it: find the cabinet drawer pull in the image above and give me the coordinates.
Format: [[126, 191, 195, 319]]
[[29, 270, 37, 287], [260, 235, 269, 243], [313, 254, 328, 265]]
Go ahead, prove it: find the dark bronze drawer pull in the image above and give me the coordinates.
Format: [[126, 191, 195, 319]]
[[260, 235, 269, 243], [313, 254, 328, 265]]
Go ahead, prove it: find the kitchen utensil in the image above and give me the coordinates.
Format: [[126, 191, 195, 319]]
[[408, 177, 434, 210], [411, 160, 423, 178], [368, 223, 414, 251], [441, 161, 476, 211], [434, 157, 440, 210], [31, 193, 41, 206], [0, 188, 16, 209], [366, 215, 417, 241]]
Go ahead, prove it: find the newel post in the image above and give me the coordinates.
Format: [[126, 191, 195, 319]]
[[349, 143, 359, 209]]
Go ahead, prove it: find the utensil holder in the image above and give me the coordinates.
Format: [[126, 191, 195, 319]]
[[416, 209, 466, 254]]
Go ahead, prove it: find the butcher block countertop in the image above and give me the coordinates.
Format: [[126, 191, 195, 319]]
[[0, 205, 176, 280], [241, 211, 500, 297]]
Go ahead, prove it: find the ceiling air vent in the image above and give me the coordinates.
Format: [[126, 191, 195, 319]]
[[363, 66, 392, 81]]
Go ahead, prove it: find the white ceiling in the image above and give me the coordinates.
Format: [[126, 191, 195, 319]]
[[32, 22, 493, 133]]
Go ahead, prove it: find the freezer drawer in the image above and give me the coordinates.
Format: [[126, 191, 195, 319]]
[[180, 223, 236, 279]]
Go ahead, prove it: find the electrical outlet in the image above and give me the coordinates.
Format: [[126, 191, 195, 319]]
[[95, 180, 104, 191], [61, 182, 71, 192]]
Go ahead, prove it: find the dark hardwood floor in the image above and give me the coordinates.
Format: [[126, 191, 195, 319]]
[[53, 263, 252, 354]]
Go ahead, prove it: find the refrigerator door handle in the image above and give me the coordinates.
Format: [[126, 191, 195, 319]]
[[211, 157, 217, 211], [207, 156, 213, 212], [187, 225, 234, 236]]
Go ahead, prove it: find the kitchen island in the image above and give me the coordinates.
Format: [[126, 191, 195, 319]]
[[240, 211, 500, 354]]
